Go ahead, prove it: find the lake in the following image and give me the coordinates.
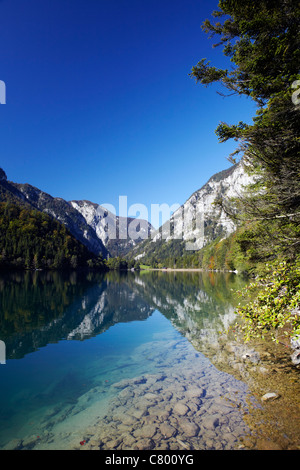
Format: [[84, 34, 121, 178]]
[[0, 269, 255, 450]]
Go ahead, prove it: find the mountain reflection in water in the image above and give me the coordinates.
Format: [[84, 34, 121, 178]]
[[0, 270, 247, 360]]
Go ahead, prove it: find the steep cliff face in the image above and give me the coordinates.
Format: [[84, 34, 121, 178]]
[[171, 161, 253, 246], [70, 200, 153, 257], [131, 161, 254, 261]]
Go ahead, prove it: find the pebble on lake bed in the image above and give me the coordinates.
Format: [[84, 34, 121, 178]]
[[261, 392, 280, 402]]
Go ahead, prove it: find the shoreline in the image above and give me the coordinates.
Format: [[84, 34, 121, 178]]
[[140, 267, 238, 273]]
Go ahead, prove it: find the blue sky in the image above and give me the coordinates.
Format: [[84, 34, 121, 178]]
[[0, 0, 256, 225]]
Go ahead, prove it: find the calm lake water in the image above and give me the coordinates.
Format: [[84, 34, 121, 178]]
[[0, 269, 254, 450]]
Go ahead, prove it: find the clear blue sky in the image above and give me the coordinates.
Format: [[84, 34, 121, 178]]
[[0, 0, 256, 225]]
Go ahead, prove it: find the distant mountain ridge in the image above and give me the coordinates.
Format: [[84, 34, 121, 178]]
[[0, 169, 152, 259], [0, 161, 253, 264], [130, 160, 254, 263], [15, 182, 108, 257]]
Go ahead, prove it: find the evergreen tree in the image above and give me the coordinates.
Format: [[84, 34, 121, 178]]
[[191, 0, 300, 263], [190, 0, 300, 340]]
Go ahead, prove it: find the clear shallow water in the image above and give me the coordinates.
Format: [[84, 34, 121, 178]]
[[0, 270, 253, 450]]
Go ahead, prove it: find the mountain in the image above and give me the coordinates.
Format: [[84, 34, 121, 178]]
[[70, 200, 153, 257], [0, 169, 152, 259], [1, 177, 108, 257], [130, 161, 254, 263], [0, 162, 253, 266], [0, 202, 102, 270], [0, 169, 33, 208]]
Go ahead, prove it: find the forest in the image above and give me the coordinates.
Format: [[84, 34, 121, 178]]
[[0, 202, 106, 271]]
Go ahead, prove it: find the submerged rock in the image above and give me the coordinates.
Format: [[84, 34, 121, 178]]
[[290, 334, 300, 365], [179, 419, 200, 437], [160, 423, 176, 438], [291, 349, 300, 365], [173, 402, 189, 416], [133, 438, 155, 450], [261, 392, 280, 402]]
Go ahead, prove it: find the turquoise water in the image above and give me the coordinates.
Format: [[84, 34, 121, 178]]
[[0, 270, 252, 450]]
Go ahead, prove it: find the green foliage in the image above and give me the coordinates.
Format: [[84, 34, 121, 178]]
[[136, 229, 251, 274], [105, 256, 128, 271], [191, 0, 300, 263], [189, 0, 300, 343], [235, 257, 300, 342], [191, 0, 300, 104], [105, 256, 140, 271], [0, 203, 106, 271]]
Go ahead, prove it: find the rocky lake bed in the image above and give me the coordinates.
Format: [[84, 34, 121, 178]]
[[74, 367, 250, 451], [3, 336, 253, 451]]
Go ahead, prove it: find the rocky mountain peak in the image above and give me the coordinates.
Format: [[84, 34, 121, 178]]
[[0, 168, 7, 181], [131, 160, 256, 262]]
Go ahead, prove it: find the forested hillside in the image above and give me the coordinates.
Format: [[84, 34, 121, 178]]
[[0, 203, 106, 270]]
